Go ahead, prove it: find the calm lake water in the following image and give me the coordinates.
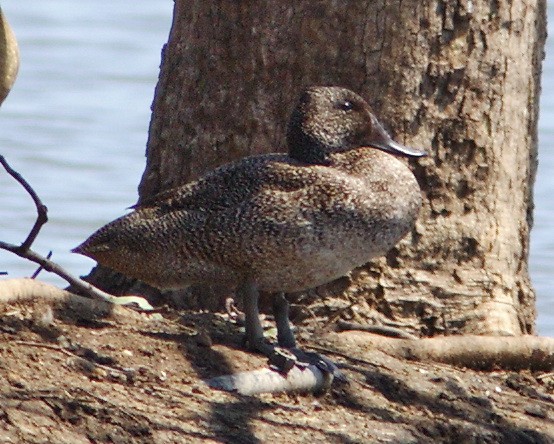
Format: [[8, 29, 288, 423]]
[[1, 1, 553, 336]]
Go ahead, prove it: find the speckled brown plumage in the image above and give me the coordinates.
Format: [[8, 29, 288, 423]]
[[74, 87, 424, 293], [76, 148, 422, 290], [73, 86, 425, 371]]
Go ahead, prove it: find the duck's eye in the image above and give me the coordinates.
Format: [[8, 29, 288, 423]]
[[338, 100, 354, 111]]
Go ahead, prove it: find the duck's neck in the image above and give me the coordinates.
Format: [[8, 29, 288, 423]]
[[287, 136, 331, 165], [287, 111, 331, 165]]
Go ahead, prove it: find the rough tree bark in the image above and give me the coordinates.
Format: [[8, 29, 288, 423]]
[[88, 0, 546, 338]]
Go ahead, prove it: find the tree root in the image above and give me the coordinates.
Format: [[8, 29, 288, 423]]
[[336, 320, 418, 339], [0, 278, 146, 322], [208, 332, 554, 395], [2, 278, 553, 395], [322, 330, 554, 372]]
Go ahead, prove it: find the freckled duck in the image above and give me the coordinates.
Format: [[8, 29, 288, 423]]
[[73, 86, 426, 375]]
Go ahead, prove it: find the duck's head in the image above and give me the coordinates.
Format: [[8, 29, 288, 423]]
[[287, 86, 426, 164]]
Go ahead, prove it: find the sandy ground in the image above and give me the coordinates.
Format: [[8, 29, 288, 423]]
[[0, 296, 553, 444]]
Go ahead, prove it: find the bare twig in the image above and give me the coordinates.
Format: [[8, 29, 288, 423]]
[[31, 250, 52, 279], [0, 156, 153, 310], [0, 155, 48, 250]]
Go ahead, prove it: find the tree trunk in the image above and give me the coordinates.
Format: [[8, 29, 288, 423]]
[[90, 0, 546, 337]]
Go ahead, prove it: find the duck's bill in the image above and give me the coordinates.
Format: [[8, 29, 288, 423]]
[[371, 139, 427, 157], [369, 117, 427, 157]]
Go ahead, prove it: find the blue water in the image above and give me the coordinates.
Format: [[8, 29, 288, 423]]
[[0, 1, 172, 288], [1, 1, 553, 336]]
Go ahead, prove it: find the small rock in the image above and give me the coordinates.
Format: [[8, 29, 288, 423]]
[[191, 384, 206, 394], [524, 405, 547, 419], [109, 371, 127, 383], [137, 365, 151, 376], [81, 348, 116, 366], [123, 367, 137, 384], [444, 377, 469, 399], [470, 396, 493, 409], [7, 372, 25, 389], [57, 335, 71, 349], [311, 400, 323, 410], [139, 347, 155, 357], [438, 391, 457, 401], [91, 367, 108, 379], [70, 357, 97, 375], [122, 349, 134, 357], [32, 306, 54, 328]]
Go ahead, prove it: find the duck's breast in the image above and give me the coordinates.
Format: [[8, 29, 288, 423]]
[[242, 155, 422, 292]]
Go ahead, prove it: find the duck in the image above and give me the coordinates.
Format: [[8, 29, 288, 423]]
[[73, 86, 426, 374]]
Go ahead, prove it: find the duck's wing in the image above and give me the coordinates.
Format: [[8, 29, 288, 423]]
[[131, 153, 291, 213]]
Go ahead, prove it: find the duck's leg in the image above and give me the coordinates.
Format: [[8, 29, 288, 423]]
[[240, 280, 275, 356], [272, 292, 296, 348], [241, 284, 344, 380], [271, 293, 345, 380]]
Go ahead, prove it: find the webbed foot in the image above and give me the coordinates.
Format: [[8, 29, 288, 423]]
[[268, 346, 346, 381], [239, 282, 345, 381]]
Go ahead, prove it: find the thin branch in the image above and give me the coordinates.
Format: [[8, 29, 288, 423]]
[[31, 250, 52, 279], [0, 154, 48, 250], [0, 156, 153, 310]]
